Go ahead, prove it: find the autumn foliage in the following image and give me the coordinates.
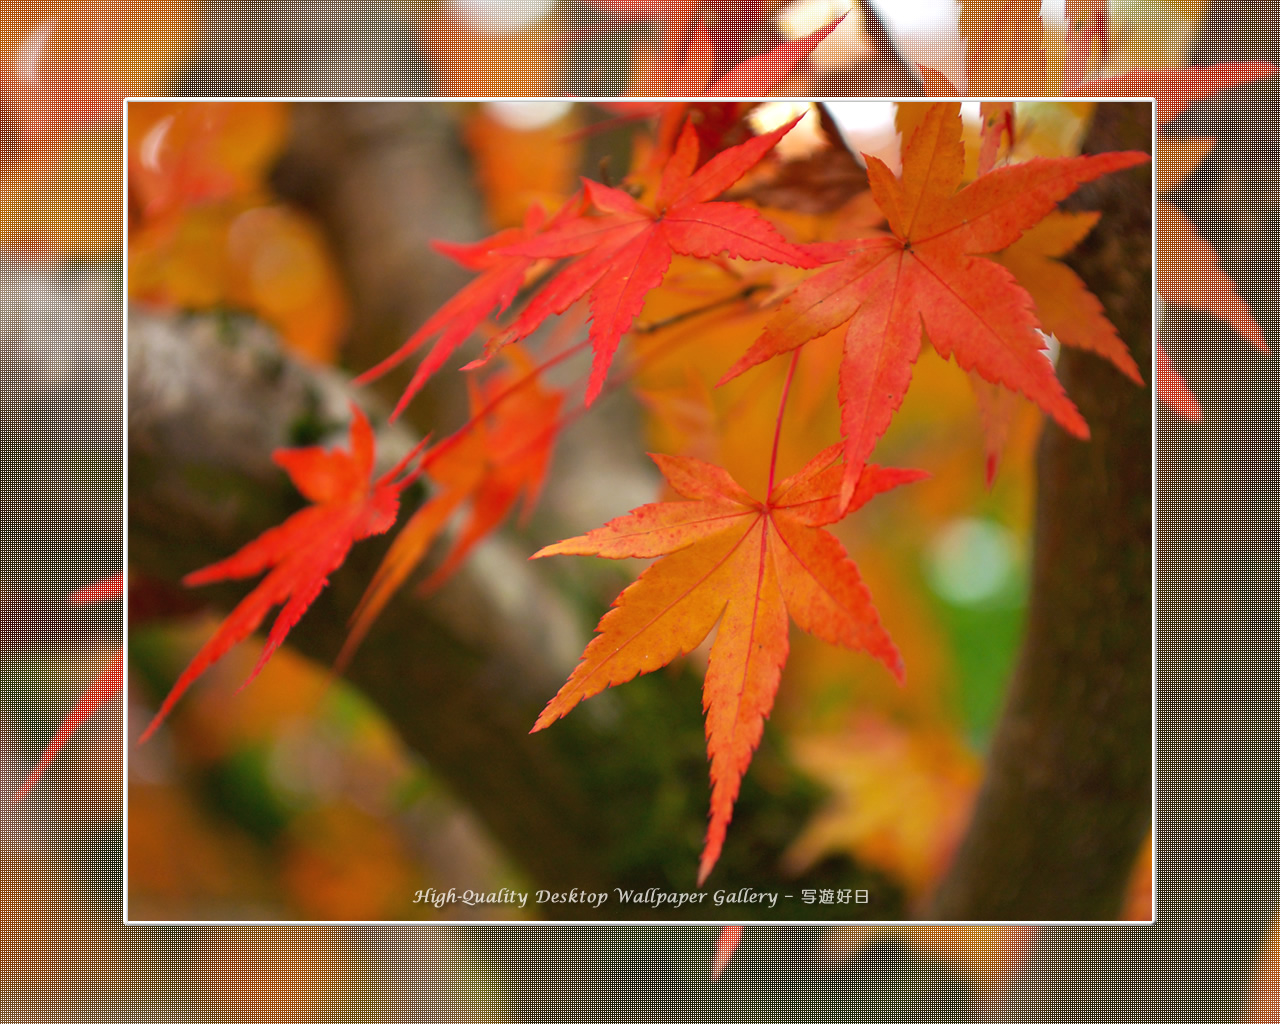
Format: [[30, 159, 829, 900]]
[[13, 2, 1271, 899], [106, 99, 1159, 886], [722, 103, 1146, 505], [138, 405, 430, 743], [532, 444, 925, 882]]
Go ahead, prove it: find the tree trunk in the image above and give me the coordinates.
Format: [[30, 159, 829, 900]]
[[992, 1, 1280, 1018], [929, 101, 1154, 921]]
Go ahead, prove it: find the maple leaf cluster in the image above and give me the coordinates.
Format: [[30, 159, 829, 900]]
[[9, 3, 1267, 943], [342, 102, 1147, 882], [27, 96, 1161, 891], [723, 104, 1146, 504], [85, 100, 1159, 885]]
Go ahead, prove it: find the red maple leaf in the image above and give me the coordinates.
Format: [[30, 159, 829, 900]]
[[702, 15, 845, 96], [722, 103, 1148, 506], [530, 444, 924, 883], [589, 0, 844, 97], [67, 576, 125, 606], [582, 0, 764, 57], [11, 576, 123, 803], [1070, 62, 1278, 123], [1156, 344, 1202, 423], [139, 405, 426, 742], [477, 116, 822, 404]]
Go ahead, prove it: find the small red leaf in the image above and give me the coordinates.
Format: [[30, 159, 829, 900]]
[[482, 117, 820, 404], [357, 198, 579, 419], [1157, 343, 1203, 422], [703, 14, 847, 98], [341, 359, 563, 664], [1072, 62, 1278, 125], [12, 576, 124, 803], [68, 575, 124, 607], [140, 405, 423, 742]]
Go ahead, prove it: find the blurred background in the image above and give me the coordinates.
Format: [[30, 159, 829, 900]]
[[0, 0, 1276, 1019]]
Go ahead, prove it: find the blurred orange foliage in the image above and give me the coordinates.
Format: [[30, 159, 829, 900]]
[[279, 802, 418, 920], [200, 928, 348, 1021], [0, 2, 195, 253], [784, 715, 981, 905], [1249, 916, 1280, 1024], [819, 922, 1038, 1001], [464, 104, 582, 230], [127, 780, 277, 916], [1121, 830, 1153, 922], [127, 102, 349, 363], [128, 101, 287, 220], [422, 12, 565, 97]]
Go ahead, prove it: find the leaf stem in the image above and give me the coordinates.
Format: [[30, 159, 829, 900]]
[[767, 349, 801, 497], [632, 283, 766, 335]]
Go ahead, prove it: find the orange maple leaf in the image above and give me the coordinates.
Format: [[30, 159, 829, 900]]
[[531, 443, 924, 883], [479, 116, 821, 403], [722, 103, 1148, 507], [139, 405, 426, 742], [783, 715, 981, 905], [972, 209, 1144, 482], [990, 210, 1143, 385]]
